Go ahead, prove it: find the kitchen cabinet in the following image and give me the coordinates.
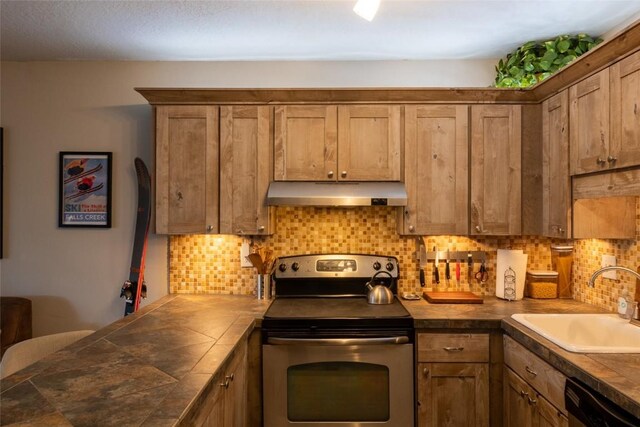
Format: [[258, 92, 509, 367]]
[[504, 368, 568, 427], [470, 105, 522, 235], [337, 105, 402, 181], [569, 68, 610, 175], [155, 105, 219, 234], [417, 333, 490, 427], [610, 49, 640, 169], [220, 106, 274, 235], [274, 104, 401, 181], [197, 341, 248, 427], [274, 105, 337, 181], [503, 336, 567, 427], [401, 105, 469, 235], [542, 91, 571, 238]]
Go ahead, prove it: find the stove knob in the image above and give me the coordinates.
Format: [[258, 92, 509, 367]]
[[373, 261, 381, 271], [291, 262, 299, 272], [385, 262, 395, 272], [278, 263, 287, 272]]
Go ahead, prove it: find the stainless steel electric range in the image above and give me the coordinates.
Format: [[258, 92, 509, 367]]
[[262, 254, 415, 427]]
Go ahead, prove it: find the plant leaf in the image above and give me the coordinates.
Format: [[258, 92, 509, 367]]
[[557, 40, 571, 53]]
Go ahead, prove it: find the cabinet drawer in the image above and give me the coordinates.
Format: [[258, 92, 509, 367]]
[[418, 333, 489, 362], [504, 335, 567, 414]]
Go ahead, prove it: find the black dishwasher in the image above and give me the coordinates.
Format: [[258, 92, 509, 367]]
[[565, 377, 640, 427]]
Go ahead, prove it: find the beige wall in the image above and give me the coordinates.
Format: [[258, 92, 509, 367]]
[[0, 59, 497, 335]]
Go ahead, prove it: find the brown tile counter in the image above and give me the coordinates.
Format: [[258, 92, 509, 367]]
[[0, 295, 271, 426], [403, 296, 640, 419]]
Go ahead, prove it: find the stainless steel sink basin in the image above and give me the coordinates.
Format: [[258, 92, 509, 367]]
[[511, 313, 640, 353]]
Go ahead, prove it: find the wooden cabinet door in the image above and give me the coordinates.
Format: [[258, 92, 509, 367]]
[[418, 362, 489, 427], [274, 105, 337, 181], [337, 105, 401, 181], [535, 393, 569, 427], [569, 68, 610, 175], [504, 368, 535, 427], [402, 105, 469, 235], [220, 106, 273, 235], [470, 105, 521, 235], [610, 50, 640, 169], [156, 106, 219, 234], [542, 91, 571, 238], [223, 343, 247, 427], [202, 381, 226, 427]]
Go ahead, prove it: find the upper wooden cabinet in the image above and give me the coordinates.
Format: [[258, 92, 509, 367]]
[[220, 106, 273, 235], [155, 106, 219, 234], [337, 105, 402, 181], [220, 106, 274, 235], [274, 105, 337, 181], [542, 91, 571, 238], [401, 105, 469, 235], [569, 68, 610, 175], [470, 105, 522, 235], [610, 49, 640, 169], [274, 105, 401, 181]]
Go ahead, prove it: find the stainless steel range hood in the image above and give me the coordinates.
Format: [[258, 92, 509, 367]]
[[266, 181, 407, 207]]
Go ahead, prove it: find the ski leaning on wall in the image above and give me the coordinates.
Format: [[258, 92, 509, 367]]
[[120, 158, 151, 316]]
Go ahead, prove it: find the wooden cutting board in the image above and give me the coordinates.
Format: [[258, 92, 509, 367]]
[[423, 291, 484, 304]]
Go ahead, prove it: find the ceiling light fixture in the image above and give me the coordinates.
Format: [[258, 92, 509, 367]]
[[353, 0, 380, 22]]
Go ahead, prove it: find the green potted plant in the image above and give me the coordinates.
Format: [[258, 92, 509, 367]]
[[495, 34, 603, 88]]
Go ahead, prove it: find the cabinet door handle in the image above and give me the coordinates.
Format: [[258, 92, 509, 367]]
[[520, 390, 529, 398], [423, 368, 429, 375], [220, 379, 230, 389], [525, 366, 537, 376], [207, 225, 214, 232], [341, 171, 347, 178], [225, 373, 235, 382], [258, 225, 265, 233], [408, 225, 415, 232], [607, 155, 617, 163], [475, 225, 481, 232], [177, 191, 183, 200], [597, 157, 607, 165], [327, 171, 334, 178], [527, 395, 538, 406], [443, 346, 464, 352]]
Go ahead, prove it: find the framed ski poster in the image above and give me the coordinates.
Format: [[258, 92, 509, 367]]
[[58, 152, 112, 228]]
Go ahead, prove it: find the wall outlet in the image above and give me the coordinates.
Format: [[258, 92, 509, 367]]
[[601, 255, 617, 280], [240, 238, 252, 268]]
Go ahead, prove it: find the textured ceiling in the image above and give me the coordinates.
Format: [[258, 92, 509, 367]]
[[2, 1, 640, 61]]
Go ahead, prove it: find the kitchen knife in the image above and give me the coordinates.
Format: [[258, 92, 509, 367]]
[[433, 246, 440, 285], [419, 268, 426, 287], [456, 260, 461, 285], [445, 252, 450, 282]]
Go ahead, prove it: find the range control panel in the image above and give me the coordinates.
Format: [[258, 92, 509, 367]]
[[273, 254, 399, 280]]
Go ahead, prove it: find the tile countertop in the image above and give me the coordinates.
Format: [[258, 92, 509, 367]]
[[403, 296, 640, 419], [2, 295, 639, 425], [0, 295, 271, 427]]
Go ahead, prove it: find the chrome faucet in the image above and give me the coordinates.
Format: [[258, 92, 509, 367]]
[[587, 266, 640, 287], [588, 266, 640, 323]]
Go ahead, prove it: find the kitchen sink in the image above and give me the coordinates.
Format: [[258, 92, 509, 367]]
[[511, 313, 640, 353]]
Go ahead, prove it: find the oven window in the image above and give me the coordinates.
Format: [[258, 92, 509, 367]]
[[287, 362, 390, 422]]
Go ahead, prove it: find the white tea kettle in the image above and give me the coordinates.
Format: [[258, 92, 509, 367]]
[[365, 271, 394, 305]]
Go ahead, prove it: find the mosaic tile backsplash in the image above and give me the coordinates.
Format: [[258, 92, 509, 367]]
[[169, 200, 639, 313]]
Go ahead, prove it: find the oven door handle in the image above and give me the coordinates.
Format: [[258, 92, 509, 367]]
[[266, 336, 410, 346]]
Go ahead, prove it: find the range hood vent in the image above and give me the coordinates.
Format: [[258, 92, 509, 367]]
[[266, 181, 407, 207]]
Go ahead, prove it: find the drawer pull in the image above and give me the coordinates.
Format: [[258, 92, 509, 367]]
[[525, 366, 538, 376], [527, 396, 538, 406], [423, 368, 429, 375], [220, 379, 230, 389], [520, 390, 529, 398], [443, 346, 464, 352], [226, 373, 235, 382]]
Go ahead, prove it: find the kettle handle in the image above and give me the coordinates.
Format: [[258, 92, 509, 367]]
[[366, 270, 393, 288]]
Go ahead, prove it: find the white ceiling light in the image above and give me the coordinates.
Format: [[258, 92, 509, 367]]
[[353, 0, 380, 22]]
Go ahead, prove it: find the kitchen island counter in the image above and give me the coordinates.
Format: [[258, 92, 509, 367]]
[[0, 295, 271, 426]]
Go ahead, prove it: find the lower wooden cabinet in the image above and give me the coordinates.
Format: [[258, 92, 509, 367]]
[[418, 362, 489, 427], [194, 342, 248, 427], [417, 333, 490, 427], [504, 368, 568, 427], [503, 336, 568, 427]]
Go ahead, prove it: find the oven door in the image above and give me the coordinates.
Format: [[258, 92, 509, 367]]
[[263, 336, 414, 427]]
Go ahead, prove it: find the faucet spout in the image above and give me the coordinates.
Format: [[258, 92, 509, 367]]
[[588, 266, 640, 287]]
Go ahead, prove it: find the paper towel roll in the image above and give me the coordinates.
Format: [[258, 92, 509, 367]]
[[496, 249, 528, 301]]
